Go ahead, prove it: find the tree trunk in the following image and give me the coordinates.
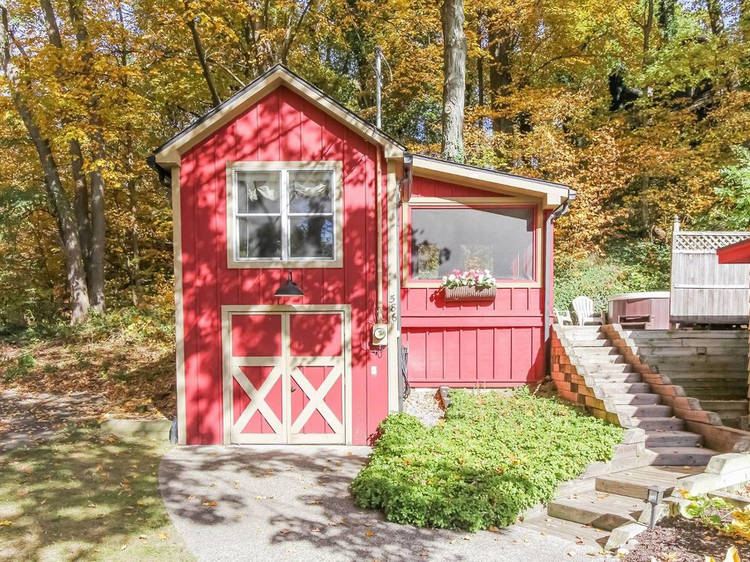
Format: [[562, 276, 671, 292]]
[[68, 0, 105, 312], [40, 0, 94, 283], [706, 0, 724, 35], [440, 0, 466, 163], [657, 0, 676, 40], [643, 0, 654, 60], [488, 27, 514, 134], [1, 8, 89, 323], [186, 15, 221, 107], [88, 161, 106, 312], [127, 174, 141, 306], [70, 141, 91, 274]]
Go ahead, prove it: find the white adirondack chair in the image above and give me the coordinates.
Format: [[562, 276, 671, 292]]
[[553, 307, 573, 325], [571, 296, 605, 326]]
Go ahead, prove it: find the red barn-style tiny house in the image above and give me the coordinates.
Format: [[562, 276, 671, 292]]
[[150, 66, 574, 446]]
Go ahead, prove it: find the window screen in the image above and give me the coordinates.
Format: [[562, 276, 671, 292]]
[[410, 207, 535, 280]]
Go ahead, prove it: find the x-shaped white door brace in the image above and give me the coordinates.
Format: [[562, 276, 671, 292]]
[[232, 365, 283, 435], [289, 365, 344, 435]]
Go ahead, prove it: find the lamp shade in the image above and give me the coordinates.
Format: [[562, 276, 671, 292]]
[[275, 272, 304, 297]]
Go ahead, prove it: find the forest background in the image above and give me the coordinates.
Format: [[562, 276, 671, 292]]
[[1, 0, 749, 331]]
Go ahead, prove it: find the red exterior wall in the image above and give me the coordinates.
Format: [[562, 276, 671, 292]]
[[178, 86, 388, 445], [400, 176, 548, 387]]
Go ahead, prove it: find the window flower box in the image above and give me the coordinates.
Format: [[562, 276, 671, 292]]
[[444, 285, 497, 302], [441, 269, 497, 302]]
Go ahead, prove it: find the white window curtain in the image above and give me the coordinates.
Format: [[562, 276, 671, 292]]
[[246, 181, 280, 201], [292, 181, 328, 198]]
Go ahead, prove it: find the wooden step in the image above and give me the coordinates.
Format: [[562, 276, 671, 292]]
[[547, 490, 644, 531], [617, 404, 673, 417], [609, 393, 661, 405], [568, 338, 613, 347], [595, 466, 701, 500], [576, 347, 620, 356], [642, 358, 748, 371], [598, 382, 652, 394], [587, 373, 643, 383], [647, 446, 716, 466], [629, 417, 685, 431], [625, 330, 748, 340], [580, 363, 633, 373], [700, 400, 749, 413], [560, 327, 605, 335], [645, 430, 703, 448]]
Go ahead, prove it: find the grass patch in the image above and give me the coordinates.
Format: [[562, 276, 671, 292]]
[[0, 425, 191, 561], [351, 388, 624, 531]]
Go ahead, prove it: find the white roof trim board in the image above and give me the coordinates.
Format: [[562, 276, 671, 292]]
[[410, 155, 570, 207], [153, 65, 573, 206]]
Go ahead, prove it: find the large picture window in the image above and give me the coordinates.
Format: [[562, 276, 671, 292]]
[[228, 162, 341, 267], [410, 206, 536, 281]]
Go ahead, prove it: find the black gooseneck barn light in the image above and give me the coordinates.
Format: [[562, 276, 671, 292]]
[[275, 272, 304, 297]]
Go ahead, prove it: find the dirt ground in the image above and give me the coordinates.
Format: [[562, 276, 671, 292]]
[[624, 516, 750, 562], [0, 337, 175, 421]]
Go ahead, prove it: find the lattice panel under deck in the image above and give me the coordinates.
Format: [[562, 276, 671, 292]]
[[674, 232, 750, 252]]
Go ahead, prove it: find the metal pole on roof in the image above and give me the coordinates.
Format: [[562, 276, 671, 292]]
[[375, 46, 382, 129]]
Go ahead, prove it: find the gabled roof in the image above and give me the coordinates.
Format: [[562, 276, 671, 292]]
[[151, 64, 573, 206], [153, 65, 405, 167], [411, 155, 573, 207], [718, 237, 750, 264]]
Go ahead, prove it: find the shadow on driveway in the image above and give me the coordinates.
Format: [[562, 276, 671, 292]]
[[159, 445, 609, 562]]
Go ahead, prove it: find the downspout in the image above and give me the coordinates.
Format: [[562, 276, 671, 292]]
[[397, 154, 413, 407], [376, 147, 384, 323], [543, 191, 576, 368]]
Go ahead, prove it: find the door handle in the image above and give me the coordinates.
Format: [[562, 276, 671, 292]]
[[290, 387, 296, 392]]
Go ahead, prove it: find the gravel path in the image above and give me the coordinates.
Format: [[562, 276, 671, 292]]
[[402, 389, 445, 426], [159, 445, 613, 562], [0, 389, 101, 452]]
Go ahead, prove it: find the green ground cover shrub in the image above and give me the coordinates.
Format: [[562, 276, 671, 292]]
[[351, 388, 624, 531]]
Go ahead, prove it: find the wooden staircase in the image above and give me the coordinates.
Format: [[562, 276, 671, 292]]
[[559, 326, 717, 466], [547, 465, 701, 535]]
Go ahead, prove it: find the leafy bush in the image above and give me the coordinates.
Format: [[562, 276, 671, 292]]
[[0, 306, 174, 346], [680, 492, 750, 541], [554, 241, 670, 312], [351, 388, 623, 531], [2, 353, 36, 382], [698, 146, 750, 230]]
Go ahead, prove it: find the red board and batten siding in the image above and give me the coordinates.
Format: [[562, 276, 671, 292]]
[[400, 175, 549, 387], [178, 86, 388, 445]]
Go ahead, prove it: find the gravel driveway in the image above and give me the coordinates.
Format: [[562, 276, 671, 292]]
[[159, 445, 613, 561]]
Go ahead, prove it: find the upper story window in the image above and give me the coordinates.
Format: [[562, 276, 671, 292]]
[[227, 162, 343, 268], [409, 204, 536, 282]]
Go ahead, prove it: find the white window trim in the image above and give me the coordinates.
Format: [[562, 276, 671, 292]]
[[226, 161, 344, 269]]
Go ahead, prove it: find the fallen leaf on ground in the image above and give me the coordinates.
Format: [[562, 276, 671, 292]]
[[0, 520, 11, 526], [365, 530, 374, 537], [201, 500, 217, 507]]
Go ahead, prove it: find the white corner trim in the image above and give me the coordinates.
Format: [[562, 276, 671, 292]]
[[386, 160, 400, 413], [171, 167, 187, 445]]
